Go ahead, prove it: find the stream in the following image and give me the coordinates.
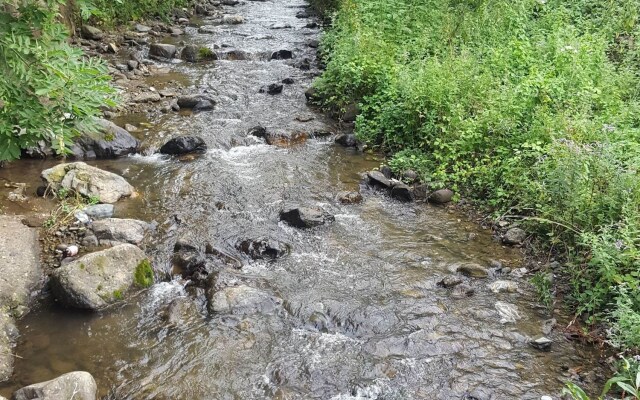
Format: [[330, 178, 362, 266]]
[[0, 0, 602, 398]]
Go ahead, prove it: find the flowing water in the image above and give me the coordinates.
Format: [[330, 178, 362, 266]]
[[0, 1, 602, 398]]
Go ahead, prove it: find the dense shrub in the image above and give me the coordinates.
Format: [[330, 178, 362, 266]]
[[82, 0, 193, 24], [315, 0, 640, 348], [0, 0, 116, 161]]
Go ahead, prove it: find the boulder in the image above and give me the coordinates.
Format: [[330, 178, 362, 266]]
[[337, 191, 362, 204], [176, 95, 215, 111], [248, 125, 267, 139], [390, 183, 413, 202], [149, 43, 177, 59], [335, 134, 357, 147], [50, 244, 148, 310], [279, 206, 335, 229], [11, 371, 97, 400], [159, 136, 208, 155], [180, 45, 198, 62], [90, 218, 148, 246], [367, 171, 391, 189], [237, 238, 290, 260], [456, 263, 489, 278], [70, 119, 140, 159], [80, 25, 103, 40], [270, 49, 293, 60], [222, 15, 244, 24], [429, 189, 454, 204], [502, 227, 526, 245], [209, 285, 281, 315], [41, 162, 134, 203]]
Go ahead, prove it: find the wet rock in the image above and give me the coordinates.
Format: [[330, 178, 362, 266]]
[[237, 238, 290, 260], [12, 371, 97, 400], [248, 125, 267, 139], [222, 15, 244, 24], [50, 244, 148, 310], [529, 336, 552, 351], [222, 0, 239, 4], [503, 227, 526, 245], [335, 133, 357, 147], [270, 22, 292, 29], [83, 204, 114, 220], [180, 45, 198, 62], [71, 119, 140, 159], [160, 136, 207, 155], [259, 83, 283, 95], [437, 275, 462, 288], [282, 77, 295, 84], [162, 296, 199, 326], [90, 218, 148, 246], [367, 170, 392, 188], [149, 43, 177, 59], [41, 162, 134, 203], [456, 263, 489, 278], [279, 206, 335, 229], [304, 87, 321, 103], [173, 248, 207, 280], [132, 92, 162, 103], [308, 39, 320, 48], [270, 49, 293, 60], [209, 285, 281, 315], [488, 280, 518, 293], [495, 301, 521, 323], [80, 25, 103, 40], [429, 189, 454, 204], [176, 95, 216, 111], [337, 191, 362, 204], [341, 103, 359, 123], [391, 183, 413, 202]]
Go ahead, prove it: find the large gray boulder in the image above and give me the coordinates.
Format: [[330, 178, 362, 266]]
[[70, 119, 140, 159], [208, 285, 281, 315], [90, 218, 149, 246], [41, 162, 134, 203], [50, 244, 148, 310], [11, 371, 97, 400], [149, 43, 177, 59]]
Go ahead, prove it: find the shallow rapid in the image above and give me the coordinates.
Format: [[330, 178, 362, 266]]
[[0, 0, 601, 399]]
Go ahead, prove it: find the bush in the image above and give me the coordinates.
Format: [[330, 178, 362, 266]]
[[83, 0, 193, 24], [316, 0, 640, 348], [0, 0, 116, 161]]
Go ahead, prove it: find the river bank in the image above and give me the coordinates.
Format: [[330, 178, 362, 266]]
[[0, 0, 611, 398]]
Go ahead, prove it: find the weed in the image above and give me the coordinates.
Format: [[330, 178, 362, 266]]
[[133, 259, 154, 288]]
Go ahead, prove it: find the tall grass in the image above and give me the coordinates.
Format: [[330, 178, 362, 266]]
[[315, 0, 640, 349]]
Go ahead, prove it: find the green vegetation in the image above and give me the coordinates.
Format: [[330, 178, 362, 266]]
[[0, 0, 116, 161], [564, 357, 640, 399], [81, 0, 193, 24], [198, 47, 215, 61], [315, 0, 640, 349], [112, 289, 123, 300], [134, 259, 154, 288]]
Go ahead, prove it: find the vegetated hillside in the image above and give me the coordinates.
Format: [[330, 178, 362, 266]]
[[315, 0, 640, 349]]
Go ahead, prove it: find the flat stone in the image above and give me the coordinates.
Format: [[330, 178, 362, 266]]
[[367, 171, 391, 188], [83, 204, 114, 219], [90, 218, 148, 246], [457, 263, 489, 278], [279, 206, 335, 229], [0, 216, 40, 314], [529, 336, 552, 351]]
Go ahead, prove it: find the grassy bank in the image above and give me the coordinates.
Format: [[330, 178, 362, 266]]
[[314, 0, 640, 350]]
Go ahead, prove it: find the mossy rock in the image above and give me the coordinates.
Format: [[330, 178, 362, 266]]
[[134, 258, 154, 288]]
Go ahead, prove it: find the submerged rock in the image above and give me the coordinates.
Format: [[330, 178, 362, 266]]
[[259, 83, 283, 95], [12, 371, 97, 400], [162, 296, 200, 326], [209, 285, 281, 315], [279, 206, 335, 229], [50, 244, 148, 310], [456, 263, 489, 278], [160, 136, 207, 155], [41, 162, 134, 203], [337, 191, 363, 204], [237, 238, 290, 260], [248, 125, 268, 139]]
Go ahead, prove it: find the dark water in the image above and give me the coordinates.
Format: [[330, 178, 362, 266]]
[[0, 0, 601, 399]]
